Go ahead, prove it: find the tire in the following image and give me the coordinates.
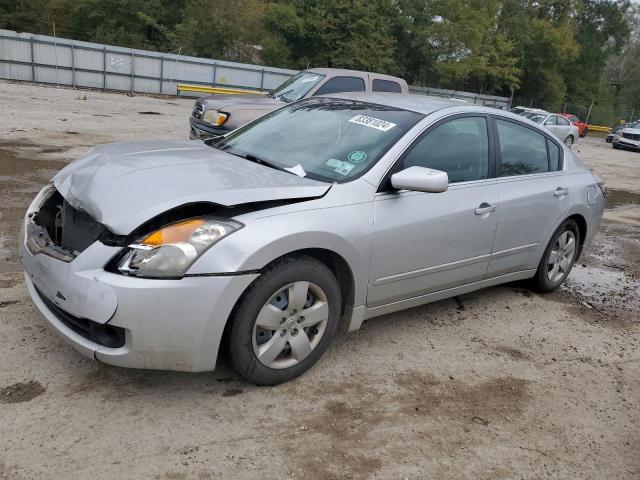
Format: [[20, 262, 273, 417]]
[[533, 219, 580, 293], [228, 255, 341, 386], [564, 135, 574, 148], [580, 128, 588, 138], [613, 143, 620, 149]]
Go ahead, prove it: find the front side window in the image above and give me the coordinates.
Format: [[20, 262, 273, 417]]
[[314, 76, 366, 96], [401, 117, 489, 183], [214, 98, 424, 183], [496, 119, 550, 176], [270, 72, 325, 102], [372, 79, 402, 93]]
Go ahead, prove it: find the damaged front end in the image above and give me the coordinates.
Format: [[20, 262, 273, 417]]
[[25, 184, 106, 263]]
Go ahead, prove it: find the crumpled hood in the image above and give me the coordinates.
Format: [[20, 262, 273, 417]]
[[200, 94, 285, 111], [53, 140, 330, 235]]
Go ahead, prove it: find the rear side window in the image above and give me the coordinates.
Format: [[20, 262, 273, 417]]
[[557, 116, 571, 126], [402, 117, 489, 183], [372, 79, 402, 93], [547, 139, 561, 171], [496, 119, 549, 176], [545, 115, 558, 125], [314, 76, 366, 96]]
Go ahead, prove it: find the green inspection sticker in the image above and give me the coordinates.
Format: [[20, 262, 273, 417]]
[[335, 162, 355, 176], [347, 151, 367, 163]]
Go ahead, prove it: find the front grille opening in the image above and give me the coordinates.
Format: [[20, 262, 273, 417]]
[[35, 287, 125, 348], [32, 189, 106, 256]]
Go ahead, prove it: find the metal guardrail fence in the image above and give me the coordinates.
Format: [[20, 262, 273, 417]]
[[0, 29, 510, 108], [0, 29, 296, 95]]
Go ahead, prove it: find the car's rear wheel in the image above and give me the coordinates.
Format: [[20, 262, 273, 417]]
[[533, 219, 579, 292], [564, 135, 574, 147], [228, 255, 341, 385]]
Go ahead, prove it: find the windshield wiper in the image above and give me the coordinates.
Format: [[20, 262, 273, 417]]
[[227, 150, 294, 175]]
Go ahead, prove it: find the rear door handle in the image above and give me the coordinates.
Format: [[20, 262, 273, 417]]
[[475, 202, 497, 215], [554, 187, 569, 197]]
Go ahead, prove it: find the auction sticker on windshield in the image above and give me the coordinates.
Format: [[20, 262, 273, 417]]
[[348, 115, 397, 132]]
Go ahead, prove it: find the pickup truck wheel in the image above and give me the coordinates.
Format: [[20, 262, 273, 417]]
[[533, 219, 579, 292], [228, 255, 341, 386]]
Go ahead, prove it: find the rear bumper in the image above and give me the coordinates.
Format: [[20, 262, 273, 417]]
[[189, 117, 230, 140]]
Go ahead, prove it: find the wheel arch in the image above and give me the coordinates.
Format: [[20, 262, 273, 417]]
[[218, 247, 358, 365], [566, 213, 587, 260]]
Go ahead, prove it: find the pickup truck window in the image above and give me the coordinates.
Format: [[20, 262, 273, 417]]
[[372, 79, 402, 93], [314, 76, 366, 96], [271, 72, 325, 102]]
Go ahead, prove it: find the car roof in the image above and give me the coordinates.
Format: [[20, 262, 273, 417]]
[[323, 92, 465, 115], [307, 67, 407, 84]]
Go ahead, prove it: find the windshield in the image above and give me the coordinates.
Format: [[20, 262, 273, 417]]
[[270, 72, 325, 102], [630, 121, 640, 129], [214, 98, 424, 183]]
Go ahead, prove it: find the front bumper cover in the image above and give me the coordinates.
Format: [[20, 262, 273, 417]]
[[612, 135, 640, 150], [21, 227, 257, 372]]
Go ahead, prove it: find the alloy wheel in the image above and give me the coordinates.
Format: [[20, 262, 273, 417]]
[[252, 281, 329, 369], [547, 230, 576, 283]]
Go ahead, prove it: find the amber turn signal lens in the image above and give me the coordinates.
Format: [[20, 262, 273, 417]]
[[141, 219, 206, 246]]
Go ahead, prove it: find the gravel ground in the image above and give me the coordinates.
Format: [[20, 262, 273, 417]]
[[0, 81, 639, 480]]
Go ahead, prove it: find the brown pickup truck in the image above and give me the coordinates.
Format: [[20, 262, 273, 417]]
[[189, 67, 409, 139]]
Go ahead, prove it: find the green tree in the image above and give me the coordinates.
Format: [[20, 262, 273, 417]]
[[262, 0, 398, 73]]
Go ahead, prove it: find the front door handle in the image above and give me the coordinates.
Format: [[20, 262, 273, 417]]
[[475, 202, 497, 215], [554, 187, 569, 197]]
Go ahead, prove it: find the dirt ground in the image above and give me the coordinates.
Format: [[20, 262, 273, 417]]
[[0, 81, 638, 480]]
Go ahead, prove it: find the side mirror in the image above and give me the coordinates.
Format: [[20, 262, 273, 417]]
[[390, 166, 448, 193]]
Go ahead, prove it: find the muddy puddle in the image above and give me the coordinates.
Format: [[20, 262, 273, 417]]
[[563, 264, 640, 311], [558, 189, 640, 321], [606, 189, 640, 209]]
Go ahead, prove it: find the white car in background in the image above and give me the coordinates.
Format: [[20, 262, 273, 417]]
[[521, 112, 580, 148]]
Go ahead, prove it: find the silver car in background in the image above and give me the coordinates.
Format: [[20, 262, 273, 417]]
[[523, 112, 580, 147], [21, 93, 605, 385], [612, 120, 640, 151]]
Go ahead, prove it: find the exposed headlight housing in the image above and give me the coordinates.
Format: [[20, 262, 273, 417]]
[[202, 110, 228, 126], [116, 218, 242, 278]]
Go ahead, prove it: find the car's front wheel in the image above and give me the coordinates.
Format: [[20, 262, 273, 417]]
[[228, 255, 341, 385], [533, 219, 580, 292]]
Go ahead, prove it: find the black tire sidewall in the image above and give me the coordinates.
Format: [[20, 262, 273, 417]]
[[535, 219, 580, 292], [228, 256, 341, 386]]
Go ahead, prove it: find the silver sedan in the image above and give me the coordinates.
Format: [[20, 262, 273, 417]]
[[21, 93, 605, 385], [523, 112, 580, 147]]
